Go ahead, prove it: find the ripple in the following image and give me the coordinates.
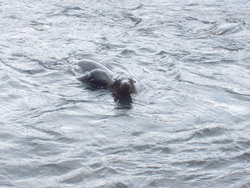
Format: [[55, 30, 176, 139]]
[[224, 88, 250, 102], [120, 49, 137, 56], [151, 146, 172, 154], [60, 167, 93, 184], [94, 166, 119, 177], [192, 126, 227, 138], [99, 182, 130, 188], [214, 23, 243, 35], [147, 178, 185, 188], [235, 152, 250, 162]]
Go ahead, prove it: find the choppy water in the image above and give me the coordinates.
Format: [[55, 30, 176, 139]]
[[1, 0, 250, 187]]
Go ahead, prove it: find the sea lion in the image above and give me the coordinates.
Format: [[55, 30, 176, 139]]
[[77, 59, 136, 98]]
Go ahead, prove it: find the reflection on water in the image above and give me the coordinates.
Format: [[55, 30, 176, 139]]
[[0, 0, 250, 187], [114, 95, 133, 109]]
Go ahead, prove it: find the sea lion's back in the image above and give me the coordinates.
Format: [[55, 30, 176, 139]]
[[78, 59, 112, 74]]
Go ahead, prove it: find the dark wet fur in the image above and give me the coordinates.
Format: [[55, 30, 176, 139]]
[[112, 77, 136, 98], [114, 95, 133, 109], [78, 74, 109, 89]]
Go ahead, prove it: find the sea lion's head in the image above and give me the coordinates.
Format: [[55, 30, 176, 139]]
[[112, 77, 136, 98]]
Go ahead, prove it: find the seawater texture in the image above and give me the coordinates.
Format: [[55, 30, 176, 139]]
[[0, 0, 250, 187]]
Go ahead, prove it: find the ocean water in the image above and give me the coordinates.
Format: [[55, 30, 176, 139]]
[[0, 0, 250, 187]]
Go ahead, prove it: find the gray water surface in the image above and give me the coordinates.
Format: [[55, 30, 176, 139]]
[[1, 0, 250, 187]]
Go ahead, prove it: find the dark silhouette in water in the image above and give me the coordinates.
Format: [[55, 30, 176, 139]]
[[113, 93, 133, 109], [77, 59, 136, 106]]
